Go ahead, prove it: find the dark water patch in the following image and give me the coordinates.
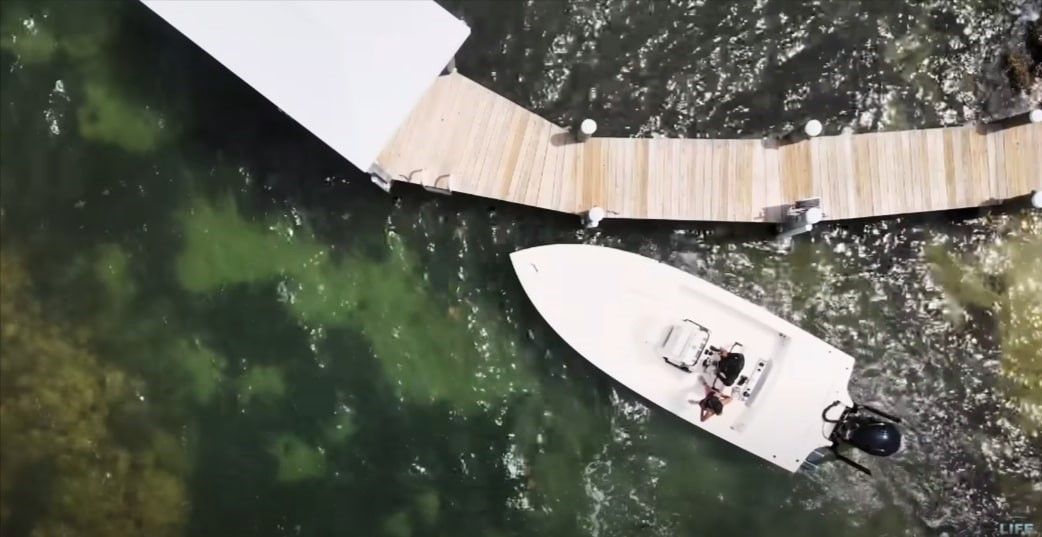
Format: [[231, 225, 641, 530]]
[[440, 0, 1032, 135]]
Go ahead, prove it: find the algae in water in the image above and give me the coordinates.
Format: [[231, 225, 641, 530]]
[[322, 410, 357, 445], [77, 80, 169, 153], [269, 434, 327, 483], [176, 196, 538, 410], [0, 252, 188, 536], [928, 213, 1042, 431], [237, 364, 288, 405]]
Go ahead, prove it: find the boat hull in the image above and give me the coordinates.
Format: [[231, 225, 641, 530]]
[[511, 244, 854, 473]]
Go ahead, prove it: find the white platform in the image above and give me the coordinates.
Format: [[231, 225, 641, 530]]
[[140, 0, 470, 171], [511, 244, 855, 473]]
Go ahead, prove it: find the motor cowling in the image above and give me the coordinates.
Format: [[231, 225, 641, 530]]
[[836, 415, 901, 457]]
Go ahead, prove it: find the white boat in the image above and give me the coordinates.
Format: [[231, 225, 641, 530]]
[[511, 244, 900, 474]]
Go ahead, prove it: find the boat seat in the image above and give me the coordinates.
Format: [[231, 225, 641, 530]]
[[716, 352, 745, 386], [660, 319, 710, 371], [661, 324, 693, 359], [710, 343, 745, 388]]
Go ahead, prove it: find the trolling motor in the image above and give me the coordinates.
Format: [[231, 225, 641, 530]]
[[822, 401, 902, 476]]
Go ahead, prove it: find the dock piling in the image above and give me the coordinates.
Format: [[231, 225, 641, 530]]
[[772, 119, 823, 147], [576, 119, 597, 142], [583, 206, 606, 228], [804, 120, 823, 137]]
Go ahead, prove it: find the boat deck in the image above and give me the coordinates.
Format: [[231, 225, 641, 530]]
[[512, 244, 854, 472]]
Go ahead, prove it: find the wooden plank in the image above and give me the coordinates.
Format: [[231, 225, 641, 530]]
[[644, 139, 658, 217], [670, 140, 684, 219], [965, 126, 991, 207], [944, 127, 964, 206], [551, 134, 569, 209], [900, 130, 920, 214], [582, 139, 603, 211], [823, 136, 842, 217], [564, 137, 580, 213], [761, 143, 782, 221], [998, 125, 1020, 197], [695, 140, 711, 219], [635, 139, 650, 218], [986, 125, 1006, 202], [754, 143, 768, 221], [455, 81, 497, 192], [838, 131, 857, 219], [497, 107, 528, 199], [709, 140, 725, 220], [810, 137, 828, 216], [1000, 123, 1040, 197], [1026, 124, 1042, 192], [468, 93, 513, 196], [924, 128, 947, 211], [875, 132, 895, 215], [433, 76, 478, 186], [521, 121, 553, 206], [875, 132, 893, 215], [520, 124, 549, 202], [852, 133, 875, 218], [601, 139, 616, 214], [833, 133, 854, 219], [735, 142, 754, 220]]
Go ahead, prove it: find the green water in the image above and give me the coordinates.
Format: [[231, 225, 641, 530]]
[[1, 2, 1039, 536]]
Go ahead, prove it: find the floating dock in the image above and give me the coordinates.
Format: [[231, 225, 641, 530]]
[[140, 0, 469, 170], [375, 72, 1041, 223], [142, 0, 1040, 225]]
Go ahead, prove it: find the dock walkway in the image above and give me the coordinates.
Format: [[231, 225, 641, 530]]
[[375, 72, 1041, 222]]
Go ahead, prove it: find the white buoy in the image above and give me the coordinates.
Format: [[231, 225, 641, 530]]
[[778, 202, 824, 240], [804, 119, 823, 137], [584, 206, 605, 228], [577, 118, 597, 142], [1031, 190, 1042, 209], [804, 206, 824, 225], [1030, 109, 1042, 124]]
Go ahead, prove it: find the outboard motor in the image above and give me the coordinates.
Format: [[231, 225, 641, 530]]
[[822, 401, 902, 475], [835, 414, 901, 456]]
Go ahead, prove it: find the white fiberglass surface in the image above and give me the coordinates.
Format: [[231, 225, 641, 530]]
[[512, 244, 854, 472]]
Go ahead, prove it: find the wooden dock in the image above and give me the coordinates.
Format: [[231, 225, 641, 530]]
[[374, 72, 1041, 222]]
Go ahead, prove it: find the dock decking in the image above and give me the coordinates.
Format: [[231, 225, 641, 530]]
[[375, 72, 1041, 222]]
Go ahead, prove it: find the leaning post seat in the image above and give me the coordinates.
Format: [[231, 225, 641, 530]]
[[659, 319, 711, 371], [716, 352, 746, 386]]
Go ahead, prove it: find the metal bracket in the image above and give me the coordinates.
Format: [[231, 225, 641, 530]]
[[422, 173, 453, 196], [777, 197, 825, 240], [369, 164, 394, 194]]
